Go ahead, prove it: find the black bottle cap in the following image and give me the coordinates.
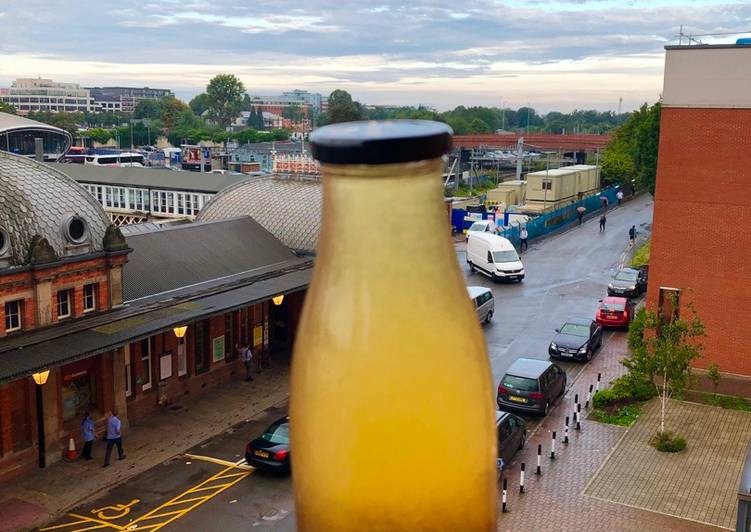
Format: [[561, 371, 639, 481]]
[[310, 120, 453, 165]]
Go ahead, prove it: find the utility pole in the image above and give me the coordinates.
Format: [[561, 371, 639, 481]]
[[526, 103, 531, 135]]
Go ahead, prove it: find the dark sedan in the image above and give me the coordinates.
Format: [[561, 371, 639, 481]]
[[549, 318, 603, 362], [607, 267, 647, 298], [245, 416, 290, 473]]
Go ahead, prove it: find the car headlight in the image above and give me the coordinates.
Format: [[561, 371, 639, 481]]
[[550, 343, 557, 350], [628, 285, 636, 290], [608, 283, 614, 289], [578, 346, 588, 353]]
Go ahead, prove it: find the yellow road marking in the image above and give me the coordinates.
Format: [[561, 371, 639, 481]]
[[184, 453, 253, 471], [40, 513, 125, 531]]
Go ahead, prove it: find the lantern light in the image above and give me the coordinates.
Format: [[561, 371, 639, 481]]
[[173, 326, 188, 339], [272, 295, 284, 306], [32, 370, 50, 386]]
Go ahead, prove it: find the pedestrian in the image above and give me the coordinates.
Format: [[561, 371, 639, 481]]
[[616, 190, 624, 206], [103, 409, 125, 467], [600, 196, 609, 210], [237, 343, 254, 382], [576, 206, 585, 225], [599, 214, 607, 232], [519, 226, 528, 252], [629, 225, 636, 246], [81, 410, 95, 460]]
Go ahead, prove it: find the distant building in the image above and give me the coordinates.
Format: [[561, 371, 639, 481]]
[[229, 141, 307, 173], [279, 90, 326, 113], [0, 78, 96, 115], [87, 86, 173, 114], [647, 41, 751, 393], [0, 111, 72, 160]]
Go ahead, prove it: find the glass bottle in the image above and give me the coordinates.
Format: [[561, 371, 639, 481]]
[[291, 121, 496, 531]]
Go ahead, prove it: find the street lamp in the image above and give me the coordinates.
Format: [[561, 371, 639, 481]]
[[272, 295, 284, 306], [173, 325, 188, 339], [32, 370, 50, 468]]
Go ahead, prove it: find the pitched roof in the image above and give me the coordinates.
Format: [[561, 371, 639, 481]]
[[122, 217, 302, 302]]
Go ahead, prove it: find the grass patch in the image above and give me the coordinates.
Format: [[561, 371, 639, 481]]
[[650, 431, 687, 453], [630, 239, 650, 268], [699, 392, 751, 412], [590, 404, 642, 426]]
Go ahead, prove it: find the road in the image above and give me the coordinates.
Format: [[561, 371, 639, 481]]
[[41, 195, 653, 532]]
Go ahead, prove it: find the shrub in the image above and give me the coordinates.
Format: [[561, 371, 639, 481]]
[[611, 374, 657, 401], [650, 431, 687, 453], [591, 404, 641, 427], [592, 388, 628, 408], [701, 393, 751, 412]]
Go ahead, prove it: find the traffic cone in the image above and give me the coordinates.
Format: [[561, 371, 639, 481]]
[[66, 434, 78, 460]]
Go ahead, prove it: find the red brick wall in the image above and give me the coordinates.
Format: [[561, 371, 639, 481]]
[[647, 107, 751, 375]]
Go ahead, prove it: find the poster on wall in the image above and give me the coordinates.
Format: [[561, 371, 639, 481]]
[[212, 336, 225, 362], [253, 325, 263, 347]]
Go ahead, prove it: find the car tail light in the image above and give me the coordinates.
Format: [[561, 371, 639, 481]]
[[529, 392, 544, 400], [273, 449, 289, 462], [498, 384, 509, 395]]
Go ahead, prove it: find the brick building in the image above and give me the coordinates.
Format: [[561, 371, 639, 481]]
[[647, 42, 751, 391], [0, 153, 311, 481]]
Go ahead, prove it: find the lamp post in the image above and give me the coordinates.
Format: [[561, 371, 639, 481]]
[[272, 294, 284, 306], [32, 370, 50, 468]]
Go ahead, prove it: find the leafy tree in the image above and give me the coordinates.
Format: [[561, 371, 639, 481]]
[[205, 74, 246, 129], [189, 93, 211, 116], [159, 96, 190, 130], [468, 118, 491, 133], [0, 102, 16, 114], [85, 127, 111, 144], [282, 103, 304, 122], [624, 299, 705, 435], [50, 113, 79, 136], [134, 99, 161, 119], [601, 145, 636, 186], [325, 89, 362, 124]]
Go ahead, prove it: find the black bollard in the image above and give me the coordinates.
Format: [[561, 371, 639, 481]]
[[596, 372, 602, 392], [550, 431, 556, 460], [576, 403, 582, 430], [502, 478, 508, 513], [574, 393, 579, 405], [536, 444, 542, 475], [520, 462, 525, 494], [564, 416, 569, 444]]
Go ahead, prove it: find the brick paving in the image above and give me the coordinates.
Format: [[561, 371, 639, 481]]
[[585, 399, 751, 530], [496, 331, 723, 532]]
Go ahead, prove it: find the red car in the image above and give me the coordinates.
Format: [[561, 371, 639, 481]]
[[595, 296, 635, 328]]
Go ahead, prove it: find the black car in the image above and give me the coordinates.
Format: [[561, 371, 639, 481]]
[[607, 267, 648, 298], [549, 318, 603, 362], [245, 417, 290, 473], [496, 411, 526, 469], [497, 358, 567, 416]]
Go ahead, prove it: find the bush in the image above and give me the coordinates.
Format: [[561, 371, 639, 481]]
[[591, 404, 641, 427], [650, 431, 687, 453], [630, 240, 650, 268], [611, 374, 657, 401], [701, 393, 751, 412], [592, 388, 628, 408]]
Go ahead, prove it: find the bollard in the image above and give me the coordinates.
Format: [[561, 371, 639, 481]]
[[576, 403, 582, 430], [596, 372, 601, 392], [550, 431, 556, 460], [519, 462, 525, 494], [502, 478, 508, 513], [574, 393, 579, 405], [564, 416, 569, 444], [536, 444, 542, 475], [586, 384, 593, 409]]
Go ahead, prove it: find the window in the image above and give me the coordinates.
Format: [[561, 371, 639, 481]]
[[195, 320, 210, 374], [212, 335, 225, 363], [542, 180, 552, 190], [659, 287, 681, 323], [105, 186, 113, 207], [4, 300, 22, 332], [559, 323, 590, 337], [141, 338, 152, 390], [177, 337, 187, 377], [57, 289, 72, 319], [225, 313, 236, 360], [83, 283, 96, 312], [177, 194, 185, 215], [501, 374, 539, 392], [492, 250, 519, 263], [160, 352, 173, 380], [166, 192, 175, 214], [125, 346, 133, 398], [260, 421, 289, 445], [614, 270, 638, 282]]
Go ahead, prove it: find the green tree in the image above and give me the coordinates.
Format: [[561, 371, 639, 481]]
[[282, 103, 304, 122], [624, 299, 705, 435], [159, 96, 190, 130], [468, 118, 491, 133], [85, 127, 111, 144], [0, 102, 17, 114], [50, 113, 79, 137], [189, 93, 211, 116], [325, 89, 362, 124], [134, 99, 161, 119], [601, 145, 636, 186], [205, 74, 246, 129]]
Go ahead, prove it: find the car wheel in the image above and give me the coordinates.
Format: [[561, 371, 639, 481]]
[[519, 431, 527, 450], [485, 311, 493, 323], [586, 348, 593, 362], [542, 401, 550, 416]]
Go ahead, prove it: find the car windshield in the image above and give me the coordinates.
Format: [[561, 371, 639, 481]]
[[492, 250, 519, 263], [502, 374, 539, 392], [560, 323, 589, 337], [602, 302, 625, 312], [614, 270, 638, 282], [261, 422, 289, 445], [469, 222, 487, 231]]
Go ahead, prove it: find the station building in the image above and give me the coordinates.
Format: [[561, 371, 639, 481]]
[[0, 152, 312, 481], [0, 112, 72, 161], [647, 41, 751, 392]]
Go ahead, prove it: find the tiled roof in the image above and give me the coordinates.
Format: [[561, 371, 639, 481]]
[[196, 175, 322, 253], [0, 151, 110, 267]]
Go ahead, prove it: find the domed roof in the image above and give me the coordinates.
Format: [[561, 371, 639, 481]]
[[0, 151, 111, 268], [197, 175, 321, 253]]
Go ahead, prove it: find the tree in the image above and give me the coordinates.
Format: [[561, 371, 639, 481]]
[[326, 89, 362, 124], [0, 102, 16, 114], [134, 99, 161, 119], [624, 298, 705, 436], [85, 127, 111, 144], [159, 96, 190, 130], [601, 145, 636, 186], [468, 118, 491, 133], [189, 93, 211, 116], [50, 113, 79, 137], [282, 103, 304, 122], [205, 74, 246, 129]]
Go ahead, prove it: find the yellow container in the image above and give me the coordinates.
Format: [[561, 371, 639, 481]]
[[291, 121, 496, 531]]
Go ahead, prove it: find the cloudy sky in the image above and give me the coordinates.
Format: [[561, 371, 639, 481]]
[[1, 0, 749, 112]]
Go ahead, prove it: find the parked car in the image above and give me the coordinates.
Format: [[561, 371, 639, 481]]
[[496, 411, 526, 468], [607, 267, 648, 298], [497, 358, 567, 416], [465, 220, 496, 241], [245, 416, 290, 473], [595, 296, 636, 328], [467, 286, 494, 323], [466, 233, 525, 282], [549, 318, 603, 362]]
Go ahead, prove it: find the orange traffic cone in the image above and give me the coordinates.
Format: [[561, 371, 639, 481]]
[[66, 434, 78, 460]]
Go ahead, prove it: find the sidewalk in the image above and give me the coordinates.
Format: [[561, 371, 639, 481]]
[[0, 358, 291, 532], [497, 333, 721, 532]]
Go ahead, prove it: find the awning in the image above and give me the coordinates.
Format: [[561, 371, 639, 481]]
[[0, 267, 311, 385]]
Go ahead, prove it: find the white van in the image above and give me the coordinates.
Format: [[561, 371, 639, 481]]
[[467, 286, 494, 323], [467, 233, 525, 282], [465, 220, 496, 241]]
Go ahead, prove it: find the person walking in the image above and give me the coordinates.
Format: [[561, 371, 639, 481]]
[[237, 343, 254, 382], [599, 214, 607, 232], [81, 411, 95, 460], [616, 190, 624, 206], [519, 227, 529, 252], [577, 206, 585, 225], [628, 225, 636, 247], [103, 409, 125, 467]]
